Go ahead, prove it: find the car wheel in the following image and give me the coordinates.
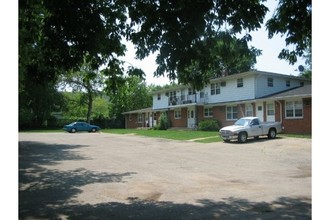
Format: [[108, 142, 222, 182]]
[[268, 128, 277, 139], [91, 128, 96, 132], [238, 132, 248, 143], [71, 128, 76, 133]]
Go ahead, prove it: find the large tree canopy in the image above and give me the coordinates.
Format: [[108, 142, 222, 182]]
[[19, 0, 312, 128], [266, 0, 312, 64], [127, 0, 268, 89], [19, 0, 128, 128]]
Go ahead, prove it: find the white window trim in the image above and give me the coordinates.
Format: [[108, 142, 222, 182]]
[[267, 77, 274, 87], [285, 100, 303, 119], [226, 105, 238, 120], [204, 107, 213, 117], [237, 78, 243, 88], [210, 83, 220, 95], [174, 109, 182, 119], [267, 102, 275, 116], [245, 104, 253, 117]]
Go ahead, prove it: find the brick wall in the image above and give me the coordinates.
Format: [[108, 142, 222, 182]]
[[170, 108, 187, 127], [281, 98, 311, 134], [125, 114, 144, 128]]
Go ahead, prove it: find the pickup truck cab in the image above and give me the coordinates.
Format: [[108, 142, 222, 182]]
[[219, 117, 282, 143]]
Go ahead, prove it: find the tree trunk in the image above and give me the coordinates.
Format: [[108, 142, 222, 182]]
[[86, 90, 93, 124]]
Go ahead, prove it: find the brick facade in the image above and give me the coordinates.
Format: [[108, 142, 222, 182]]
[[124, 97, 311, 134]]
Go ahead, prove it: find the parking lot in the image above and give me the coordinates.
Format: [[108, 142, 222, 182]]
[[19, 132, 311, 219]]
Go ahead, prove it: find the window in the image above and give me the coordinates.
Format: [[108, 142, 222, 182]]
[[181, 89, 186, 101], [237, 78, 243, 87], [210, 83, 220, 95], [285, 100, 303, 118], [174, 109, 181, 119], [188, 88, 194, 95], [157, 94, 161, 100], [204, 107, 213, 117], [226, 106, 238, 120], [251, 118, 259, 126], [220, 81, 226, 87], [245, 104, 253, 117], [169, 91, 177, 104], [200, 91, 205, 98], [267, 103, 275, 116], [138, 113, 143, 123], [286, 80, 291, 87], [267, 78, 274, 87], [169, 91, 176, 99]]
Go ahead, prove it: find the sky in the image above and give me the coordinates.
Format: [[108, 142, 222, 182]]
[[122, 0, 306, 86]]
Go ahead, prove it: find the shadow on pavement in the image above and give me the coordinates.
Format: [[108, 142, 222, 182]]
[[19, 141, 311, 219]]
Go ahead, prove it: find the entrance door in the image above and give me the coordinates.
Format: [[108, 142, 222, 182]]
[[187, 107, 196, 128], [266, 102, 275, 122], [256, 102, 264, 122]]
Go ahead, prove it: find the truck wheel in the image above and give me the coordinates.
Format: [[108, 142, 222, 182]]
[[268, 128, 277, 139], [238, 132, 248, 143]]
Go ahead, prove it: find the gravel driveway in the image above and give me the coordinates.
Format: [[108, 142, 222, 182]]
[[19, 132, 311, 219]]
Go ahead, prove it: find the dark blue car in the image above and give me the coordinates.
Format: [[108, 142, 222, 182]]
[[63, 122, 101, 133]]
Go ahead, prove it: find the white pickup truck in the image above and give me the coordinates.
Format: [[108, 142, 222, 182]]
[[219, 117, 283, 143]]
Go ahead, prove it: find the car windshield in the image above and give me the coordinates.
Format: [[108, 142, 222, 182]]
[[234, 118, 251, 126], [68, 122, 76, 126]]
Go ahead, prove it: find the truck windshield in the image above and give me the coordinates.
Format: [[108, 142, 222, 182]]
[[234, 118, 251, 126]]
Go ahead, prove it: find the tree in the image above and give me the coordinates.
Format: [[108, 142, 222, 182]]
[[177, 33, 262, 90], [61, 92, 109, 122], [19, 79, 64, 129], [299, 46, 311, 79], [19, 0, 127, 128], [266, 0, 312, 64], [107, 76, 152, 127], [126, 0, 268, 89], [58, 57, 104, 123], [19, 0, 312, 129]]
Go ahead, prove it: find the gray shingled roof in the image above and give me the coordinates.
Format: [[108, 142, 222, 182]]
[[260, 84, 311, 99], [122, 107, 153, 114]]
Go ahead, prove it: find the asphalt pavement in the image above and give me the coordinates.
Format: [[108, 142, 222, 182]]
[[19, 132, 311, 219]]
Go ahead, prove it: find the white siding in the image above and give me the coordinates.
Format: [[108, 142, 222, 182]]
[[151, 72, 311, 109], [206, 76, 256, 104], [152, 93, 169, 109], [255, 75, 303, 98]]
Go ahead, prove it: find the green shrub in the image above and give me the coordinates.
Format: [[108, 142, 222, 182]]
[[198, 119, 221, 131], [155, 113, 169, 130]]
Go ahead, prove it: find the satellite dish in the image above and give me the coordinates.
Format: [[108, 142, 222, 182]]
[[298, 65, 304, 72]]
